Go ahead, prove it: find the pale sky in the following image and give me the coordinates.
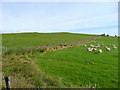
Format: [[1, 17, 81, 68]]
[[1, 2, 118, 36]]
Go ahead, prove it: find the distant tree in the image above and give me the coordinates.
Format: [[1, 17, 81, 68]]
[[101, 33, 105, 36], [106, 34, 109, 36], [115, 35, 117, 37]]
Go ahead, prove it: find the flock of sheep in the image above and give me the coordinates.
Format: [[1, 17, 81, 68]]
[[83, 41, 117, 54]]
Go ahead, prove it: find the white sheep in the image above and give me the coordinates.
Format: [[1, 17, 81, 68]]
[[113, 47, 117, 49], [108, 44, 112, 46], [109, 44, 115, 47], [106, 47, 110, 51], [84, 44, 87, 47], [98, 49, 102, 53], [87, 47, 93, 52], [96, 43, 100, 46], [112, 45, 115, 47], [104, 46, 107, 48], [90, 44, 94, 48]]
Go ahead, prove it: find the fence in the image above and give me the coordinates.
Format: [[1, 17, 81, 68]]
[[2, 76, 38, 89], [2, 36, 101, 54]]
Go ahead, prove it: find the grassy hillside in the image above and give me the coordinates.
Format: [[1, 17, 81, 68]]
[[2, 33, 118, 88], [2, 32, 97, 49], [36, 36, 118, 88]]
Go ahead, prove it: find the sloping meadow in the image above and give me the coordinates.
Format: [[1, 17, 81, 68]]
[[36, 36, 118, 88]]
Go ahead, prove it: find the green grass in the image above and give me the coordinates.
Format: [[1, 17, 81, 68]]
[[36, 36, 118, 88], [2, 32, 96, 49], [2, 33, 118, 88]]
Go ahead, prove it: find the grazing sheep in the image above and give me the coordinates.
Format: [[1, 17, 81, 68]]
[[96, 44, 101, 47], [112, 45, 115, 47], [87, 47, 93, 52], [104, 46, 107, 48], [96, 43, 100, 46], [90, 44, 92, 47], [84, 44, 87, 47], [98, 49, 102, 53], [106, 47, 110, 51], [90, 44, 94, 48], [108, 45, 111, 46], [109, 44, 115, 47], [113, 47, 117, 49]]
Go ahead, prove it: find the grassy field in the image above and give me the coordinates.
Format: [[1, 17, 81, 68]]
[[36, 36, 118, 88], [2, 33, 118, 88], [2, 32, 96, 49]]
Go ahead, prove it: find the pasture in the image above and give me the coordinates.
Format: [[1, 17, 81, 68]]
[[2, 33, 118, 88], [36, 36, 118, 88], [2, 32, 96, 50]]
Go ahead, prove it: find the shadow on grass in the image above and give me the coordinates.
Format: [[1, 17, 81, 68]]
[[93, 52, 99, 54]]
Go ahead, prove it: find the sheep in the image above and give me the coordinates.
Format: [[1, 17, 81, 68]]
[[90, 44, 94, 48], [108, 45, 111, 46], [106, 47, 110, 51], [113, 46, 117, 49], [87, 48, 91, 51], [98, 49, 102, 53], [109, 44, 115, 47], [87, 47, 93, 52], [90, 44, 92, 47], [84, 44, 87, 47], [112, 45, 115, 47], [104, 46, 107, 48], [96, 43, 101, 47], [96, 43, 100, 46]]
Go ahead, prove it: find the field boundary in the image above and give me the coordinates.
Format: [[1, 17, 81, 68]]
[[2, 36, 101, 55], [39, 36, 101, 56]]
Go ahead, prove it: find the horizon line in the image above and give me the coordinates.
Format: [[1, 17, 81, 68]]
[[1, 31, 118, 36]]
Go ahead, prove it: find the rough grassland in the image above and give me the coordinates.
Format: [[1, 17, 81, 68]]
[[37, 36, 118, 88]]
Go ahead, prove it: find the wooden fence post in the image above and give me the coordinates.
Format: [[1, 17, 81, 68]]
[[4, 76, 11, 90]]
